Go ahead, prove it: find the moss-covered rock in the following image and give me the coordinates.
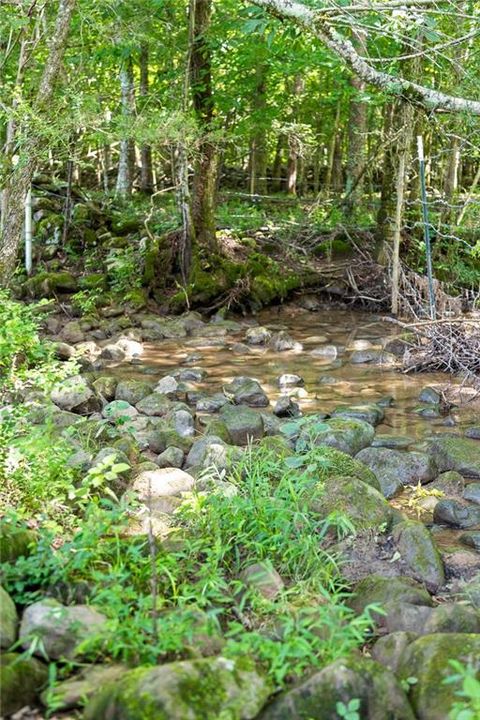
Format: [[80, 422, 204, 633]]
[[40, 664, 127, 710], [24, 271, 78, 297], [355, 448, 437, 499], [0, 652, 48, 716], [259, 655, 414, 720], [332, 403, 385, 427], [422, 435, 480, 478], [392, 520, 445, 591], [299, 417, 375, 456], [84, 656, 270, 720], [0, 586, 18, 649], [348, 574, 433, 617], [219, 405, 264, 445], [398, 633, 480, 720], [371, 631, 418, 673], [308, 446, 380, 490], [423, 603, 480, 634], [0, 519, 36, 563], [115, 379, 153, 406], [309, 475, 393, 535]]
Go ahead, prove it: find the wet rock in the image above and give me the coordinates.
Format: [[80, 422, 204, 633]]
[[310, 344, 339, 358], [383, 337, 408, 357], [392, 519, 445, 591], [319, 374, 339, 385], [0, 587, 17, 649], [371, 632, 417, 673], [196, 393, 229, 413], [355, 448, 437, 499], [223, 377, 269, 407], [84, 656, 270, 720], [332, 403, 385, 427], [51, 375, 99, 414], [19, 599, 107, 660], [398, 633, 480, 720], [220, 404, 264, 445], [414, 404, 440, 419], [157, 446, 184, 468], [348, 575, 432, 617], [259, 655, 414, 720], [377, 395, 395, 407], [298, 294, 321, 311], [300, 416, 375, 456], [372, 434, 414, 450], [277, 373, 304, 388], [273, 396, 300, 418], [309, 476, 393, 534], [433, 499, 480, 529], [173, 409, 195, 438], [270, 331, 302, 352], [419, 386, 441, 404], [115, 379, 153, 405], [92, 376, 118, 401], [463, 482, 480, 504], [135, 392, 172, 416], [239, 562, 284, 600], [132, 468, 195, 501], [459, 531, 480, 552], [0, 652, 48, 716], [232, 342, 252, 354], [245, 326, 272, 345], [102, 399, 138, 421], [350, 349, 397, 366], [424, 603, 480, 634], [422, 435, 480, 478], [98, 344, 126, 362], [177, 367, 206, 382], [465, 426, 480, 440]]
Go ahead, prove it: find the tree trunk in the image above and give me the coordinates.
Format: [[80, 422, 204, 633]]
[[286, 74, 304, 196], [190, 0, 217, 252], [115, 56, 135, 197], [0, 0, 76, 285], [249, 62, 268, 195], [271, 134, 284, 192], [344, 31, 367, 216], [139, 44, 154, 194], [324, 104, 341, 196]]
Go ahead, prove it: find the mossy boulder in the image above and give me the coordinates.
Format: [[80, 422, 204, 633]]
[[259, 655, 414, 720], [40, 664, 127, 711], [309, 476, 393, 535], [422, 435, 480, 478], [84, 656, 270, 720], [309, 446, 380, 490], [115, 379, 153, 406], [92, 375, 118, 401], [0, 586, 18, 649], [0, 519, 36, 563], [24, 271, 78, 297], [219, 404, 264, 445], [371, 632, 418, 673], [355, 448, 437, 499], [433, 498, 480, 529], [398, 633, 480, 720], [423, 603, 480, 634], [0, 652, 48, 716], [348, 574, 433, 617], [332, 403, 385, 427], [299, 417, 375, 456], [392, 520, 445, 591], [223, 377, 269, 408]]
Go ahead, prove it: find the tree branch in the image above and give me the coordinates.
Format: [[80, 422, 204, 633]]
[[249, 0, 480, 116]]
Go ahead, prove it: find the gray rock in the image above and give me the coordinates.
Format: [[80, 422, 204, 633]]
[[220, 404, 264, 445], [310, 344, 338, 358], [422, 435, 480, 478], [115, 379, 152, 405], [371, 632, 417, 673], [270, 331, 302, 352], [51, 375, 98, 413], [196, 393, 228, 413], [419, 386, 441, 404], [392, 519, 445, 591], [155, 375, 179, 396], [239, 562, 284, 600], [463, 482, 480, 505], [299, 416, 375, 456], [178, 367, 207, 382], [40, 664, 127, 711], [245, 326, 272, 345], [102, 399, 138, 421], [157, 447, 184, 468], [277, 373, 304, 388], [92, 376, 118, 401], [136, 392, 172, 416], [332, 403, 385, 427], [355, 448, 437, 499], [259, 655, 414, 720], [223, 377, 269, 407], [350, 349, 397, 365], [424, 603, 480, 634], [0, 587, 17, 650], [173, 409, 195, 438], [348, 575, 433, 617], [273, 396, 300, 418], [383, 602, 433, 634], [132, 468, 195, 500], [465, 426, 480, 440], [54, 341, 75, 360], [61, 320, 84, 344], [372, 434, 414, 450], [433, 499, 480, 529], [429, 470, 464, 496], [185, 436, 228, 470], [99, 344, 125, 362], [84, 656, 269, 720], [459, 531, 480, 551], [19, 599, 107, 660]]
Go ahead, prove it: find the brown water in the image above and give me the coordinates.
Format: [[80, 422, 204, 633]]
[[132, 304, 477, 440]]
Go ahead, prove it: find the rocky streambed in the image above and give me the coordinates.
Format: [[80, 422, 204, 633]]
[[2, 298, 480, 719]]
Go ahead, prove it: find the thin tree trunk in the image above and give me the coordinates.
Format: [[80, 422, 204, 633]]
[[249, 62, 268, 195], [116, 56, 135, 197], [324, 104, 341, 196], [344, 30, 367, 216], [139, 44, 154, 193], [271, 134, 284, 192], [0, 0, 76, 285], [286, 75, 304, 196], [190, 0, 217, 252]]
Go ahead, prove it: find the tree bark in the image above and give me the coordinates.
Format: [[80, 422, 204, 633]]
[[249, 61, 268, 195], [115, 56, 135, 197], [286, 74, 304, 196], [190, 0, 217, 252], [344, 30, 367, 216], [0, 0, 76, 285], [139, 44, 154, 194], [271, 134, 284, 192]]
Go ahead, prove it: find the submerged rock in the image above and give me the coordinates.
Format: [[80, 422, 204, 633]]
[[84, 656, 270, 720], [332, 403, 385, 427]]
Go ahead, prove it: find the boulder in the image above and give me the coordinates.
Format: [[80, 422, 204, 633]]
[[220, 404, 264, 445], [259, 655, 414, 720], [382, 602, 433, 634], [332, 404, 385, 427], [196, 393, 228, 413], [0, 586, 18, 649], [135, 392, 173, 416], [223, 377, 269, 407], [433, 499, 480, 529], [299, 416, 375, 456], [371, 632, 417, 672], [429, 470, 465, 496], [422, 435, 480, 478], [392, 520, 445, 591], [309, 476, 393, 534], [245, 326, 272, 345], [157, 446, 184, 468], [115, 379, 153, 405], [61, 320, 84, 344], [173, 409, 195, 438], [423, 603, 480, 634], [464, 482, 480, 504], [355, 448, 437, 499], [273, 396, 300, 418], [19, 599, 107, 660], [0, 653, 48, 716], [51, 375, 99, 413], [102, 399, 138, 422], [92, 376, 118, 401], [41, 664, 126, 711], [185, 436, 229, 470], [155, 375, 179, 396], [84, 656, 270, 720], [132, 468, 195, 501], [398, 634, 480, 720], [348, 575, 432, 617]]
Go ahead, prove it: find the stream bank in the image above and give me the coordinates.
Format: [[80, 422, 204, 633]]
[[1, 296, 480, 719]]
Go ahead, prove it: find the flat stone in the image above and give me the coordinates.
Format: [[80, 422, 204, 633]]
[[132, 468, 195, 500], [463, 482, 480, 505], [332, 403, 385, 426]]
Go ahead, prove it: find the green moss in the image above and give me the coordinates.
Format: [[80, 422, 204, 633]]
[[0, 521, 36, 563], [24, 271, 78, 298], [0, 653, 48, 716]]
